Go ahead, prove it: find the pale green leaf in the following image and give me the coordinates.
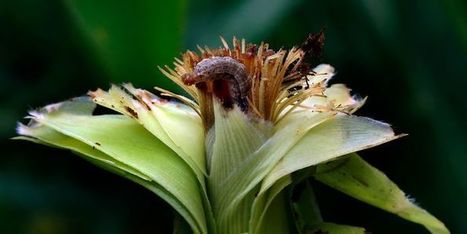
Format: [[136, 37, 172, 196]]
[[314, 155, 449, 234], [208, 102, 272, 233], [17, 98, 208, 234], [90, 84, 207, 179], [124, 84, 206, 176], [261, 114, 402, 194], [14, 129, 199, 233], [15, 126, 150, 182], [15, 125, 200, 233], [208, 100, 335, 233]]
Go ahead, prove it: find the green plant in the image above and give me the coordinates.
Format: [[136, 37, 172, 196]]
[[15, 36, 448, 234]]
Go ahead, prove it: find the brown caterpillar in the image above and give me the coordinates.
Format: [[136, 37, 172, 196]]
[[182, 56, 250, 111]]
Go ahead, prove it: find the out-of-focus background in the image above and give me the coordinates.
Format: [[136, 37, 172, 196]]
[[1, 0, 466, 233]]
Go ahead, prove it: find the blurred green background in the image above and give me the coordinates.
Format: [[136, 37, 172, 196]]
[[1, 0, 466, 233]]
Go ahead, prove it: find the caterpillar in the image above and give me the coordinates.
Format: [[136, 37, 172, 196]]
[[182, 56, 250, 111]]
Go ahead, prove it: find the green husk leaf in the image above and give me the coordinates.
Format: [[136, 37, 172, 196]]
[[253, 114, 400, 232], [90, 85, 216, 228], [14, 127, 151, 182], [261, 114, 402, 194], [16, 97, 208, 234], [15, 130, 197, 233], [90, 84, 206, 178], [124, 84, 205, 170], [290, 180, 323, 232], [250, 175, 292, 234], [208, 102, 272, 234], [254, 190, 292, 234], [314, 154, 449, 234], [208, 100, 335, 233]]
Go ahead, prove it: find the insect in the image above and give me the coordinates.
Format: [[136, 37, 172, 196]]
[[182, 56, 250, 111]]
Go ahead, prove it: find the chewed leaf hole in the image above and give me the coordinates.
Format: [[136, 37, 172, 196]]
[[92, 104, 120, 115]]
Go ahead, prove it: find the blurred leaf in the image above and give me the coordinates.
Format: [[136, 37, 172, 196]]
[[187, 0, 303, 45], [442, 0, 467, 50], [0, 0, 109, 138], [307, 222, 366, 234], [68, 0, 187, 88]]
